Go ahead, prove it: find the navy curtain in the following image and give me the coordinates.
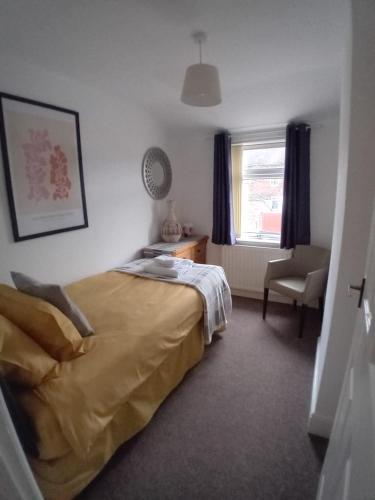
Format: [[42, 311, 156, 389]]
[[212, 132, 236, 245], [280, 123, 311, 249]]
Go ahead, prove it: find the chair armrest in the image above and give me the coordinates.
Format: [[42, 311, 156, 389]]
[[264, 258, 293, 287], [303, 267, 329, 303]]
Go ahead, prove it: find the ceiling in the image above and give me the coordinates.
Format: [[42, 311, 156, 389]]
[[0, 0, 348, 131]]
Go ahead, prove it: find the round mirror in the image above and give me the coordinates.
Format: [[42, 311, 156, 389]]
[[151, 162, 164, 186], [142, 147, 172, 200]]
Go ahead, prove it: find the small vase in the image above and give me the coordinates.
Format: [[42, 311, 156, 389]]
[[161, 200, 182, 242]]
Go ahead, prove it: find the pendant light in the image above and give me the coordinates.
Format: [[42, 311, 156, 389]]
[[181, 31, 222, 107]]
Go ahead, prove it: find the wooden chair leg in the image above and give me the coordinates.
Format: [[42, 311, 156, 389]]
[[263, 288, 269, 320], [299, 304, 306, 338], [319, 297, 324, 320], [293, 300, 297, 311]]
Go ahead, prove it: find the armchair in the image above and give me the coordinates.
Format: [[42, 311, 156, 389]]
[[263, 245, 330, 337]]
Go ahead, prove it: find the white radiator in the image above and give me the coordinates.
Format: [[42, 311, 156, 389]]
[[221, 244, 290, 298]]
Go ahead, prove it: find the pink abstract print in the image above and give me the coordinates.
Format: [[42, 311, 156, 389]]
[[50, 145, 72, 200], [22, 129, 72, 202], [22, 129, 51, 201]]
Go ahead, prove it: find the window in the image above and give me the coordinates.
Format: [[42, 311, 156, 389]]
[[232, 134, 285, 245]]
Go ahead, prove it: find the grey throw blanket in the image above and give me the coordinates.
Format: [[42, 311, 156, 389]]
[[113, 259, 232, 344]]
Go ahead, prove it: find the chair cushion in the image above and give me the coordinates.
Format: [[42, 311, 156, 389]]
[[269, 276, 306, 300]]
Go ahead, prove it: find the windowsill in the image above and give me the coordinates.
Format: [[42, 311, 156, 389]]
[[235, 238, 281, 249]]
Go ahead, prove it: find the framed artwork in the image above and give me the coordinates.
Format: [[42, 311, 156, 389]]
[[0, 92, 88, 241]]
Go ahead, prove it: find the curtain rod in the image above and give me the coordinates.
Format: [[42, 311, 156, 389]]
[[229, 121, 321, 134], [229, 123, 287, 133], [204, 121, 322, 140]]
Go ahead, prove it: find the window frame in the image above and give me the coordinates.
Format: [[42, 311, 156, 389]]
[[232, 136, 286, 247]]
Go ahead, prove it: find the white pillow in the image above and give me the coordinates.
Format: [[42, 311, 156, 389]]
[[11, 272, 94, 338]]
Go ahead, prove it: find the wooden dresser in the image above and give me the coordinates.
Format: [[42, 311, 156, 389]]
[[143, 235, 208, 264]]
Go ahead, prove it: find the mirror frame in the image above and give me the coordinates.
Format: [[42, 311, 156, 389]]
[[142, 147, 172, 200]]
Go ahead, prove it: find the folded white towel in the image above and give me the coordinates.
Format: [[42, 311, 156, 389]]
[[143, 263, 179, 278], [176, 258, 193, 266], [154, 255, 176, 268]]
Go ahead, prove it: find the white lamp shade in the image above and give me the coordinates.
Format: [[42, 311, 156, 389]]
[[181, 63, 222, 106]]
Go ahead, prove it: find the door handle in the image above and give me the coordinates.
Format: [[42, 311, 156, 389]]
[[347, 278, 366, 308]]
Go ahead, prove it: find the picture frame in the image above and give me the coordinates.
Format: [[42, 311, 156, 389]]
[[0, 92, 88, 241]]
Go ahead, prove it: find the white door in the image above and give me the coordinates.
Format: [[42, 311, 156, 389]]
[[317, 201, 375, 500]]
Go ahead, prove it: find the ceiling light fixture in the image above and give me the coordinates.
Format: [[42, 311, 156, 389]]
[[181, 31, 222, 107]]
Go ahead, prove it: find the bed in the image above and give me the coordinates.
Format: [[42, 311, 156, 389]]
[[0, 268, 229, 499]]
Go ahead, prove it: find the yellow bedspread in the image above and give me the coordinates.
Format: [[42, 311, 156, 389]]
[[21, 271, 204, 499]]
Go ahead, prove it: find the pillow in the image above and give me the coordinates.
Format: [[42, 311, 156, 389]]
[[11, 272, 94, 338], [0, 314, 57, 387], [0, 284, 86, 361]]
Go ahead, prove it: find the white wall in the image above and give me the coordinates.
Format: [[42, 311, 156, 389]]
[[168, 131, 214, 238], [309, 0, 375, 437], [166, 130, 222, 265], [0, 53, 170, 285], [310, 115, 340, 249]]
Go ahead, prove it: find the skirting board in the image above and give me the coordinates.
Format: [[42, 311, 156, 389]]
[[309, 336, 322, 415], [231, 288, 319, 309], [308, 338, 333, 439], [307, 411, 333, 439], [231, 288, 292, 304]]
